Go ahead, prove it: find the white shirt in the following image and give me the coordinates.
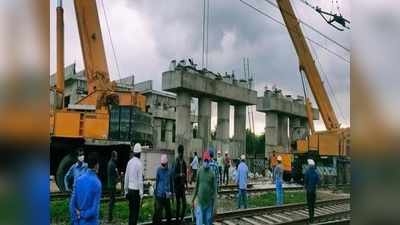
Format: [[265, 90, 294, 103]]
[[124, 157, 144, 198], [191, 156, 199, 170]]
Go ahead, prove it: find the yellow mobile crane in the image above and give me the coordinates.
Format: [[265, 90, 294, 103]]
[[50, 0, 151, 191], [276, 0, 350, 183]]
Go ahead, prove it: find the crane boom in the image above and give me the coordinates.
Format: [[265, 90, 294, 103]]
[[74, 0, 110, 94], [276, 0, 340, 131]]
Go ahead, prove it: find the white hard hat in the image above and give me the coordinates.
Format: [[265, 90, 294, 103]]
[[160, 154, 168, 164], [240, 154, 246, 160], [133, 143, 142, 153], [225, 151, 228, 154], [277, 155, 282, 161], [307, 159, 315, 166]]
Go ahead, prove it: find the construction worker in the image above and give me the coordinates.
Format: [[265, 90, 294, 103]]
[[223, 151, 230, 185], [107, 151, 119, 223], [64, 148, 88, 192], [124, 143, 144, 225], [69, 152, 101, 225], [304, 159, 320, 223], [236, 154, 249, 209], [216, 150, 224, 184], [192, 151, 216, 225], [191, 152, 199, 183], [153, 154, 173, 225], [208, 148, 220, 221], [273, 155, 284, 206], [172, 145, 188, 224]]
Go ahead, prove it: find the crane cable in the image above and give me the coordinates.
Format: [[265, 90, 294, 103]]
[[238, 0, 349, 63], [262, 0, 350, 52], [100, 0, 122, 82], [293, 2, 347, 124]]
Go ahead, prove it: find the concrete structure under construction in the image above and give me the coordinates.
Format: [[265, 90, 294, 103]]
[[162, 61, 257, 160], [256, 87, 319, 158]]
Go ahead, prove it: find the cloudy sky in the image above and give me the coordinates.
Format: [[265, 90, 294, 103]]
[[50, 0, 350, 135]]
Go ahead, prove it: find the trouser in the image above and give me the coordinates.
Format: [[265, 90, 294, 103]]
[[192, 169, 197, 183], [223, 166, 229, 184], [218, 166, 223, 184], [237, 189, 248, 209], [175, 190, 186, 223], [195, 203, 212, 225], [306, 191, 316, 222], [127, 189, 140, 225], [152, 197, 172, 225], [108, 186, 116, 222], [276, 180, 283, 206]]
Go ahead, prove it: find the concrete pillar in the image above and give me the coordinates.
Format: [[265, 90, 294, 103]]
[[176, 92, 191, 158], [279, 115, 289, 151], [165, 120, 173, 147], [234, 105, 246, 156], [198, 97, 211, 150], [153, 118, 162, 150], [265, 112, 278, 157], [216, 102, 230, 141]]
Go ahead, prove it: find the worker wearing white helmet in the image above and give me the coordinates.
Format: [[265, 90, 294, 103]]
[[124, 143, 144, 225], [236, 153, 249, 209], [216, 150, 224, 185], [273, 155, 284, 206], [304, 158, 320, 223]]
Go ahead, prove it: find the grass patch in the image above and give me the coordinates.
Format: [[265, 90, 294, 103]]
[[51, 191, 311, 224]]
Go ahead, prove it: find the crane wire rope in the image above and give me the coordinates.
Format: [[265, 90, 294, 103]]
[[263, 0, 350, 52], [238, 0, 349, 64], [293, 2, 347, 124], [99, 0, 122, 82]]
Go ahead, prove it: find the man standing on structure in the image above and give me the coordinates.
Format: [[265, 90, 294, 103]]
[[191, 152, 199, 184], [153, 154, 173, 225], [304, 159, 320, 223], [69, 153, 101, 225], [173, 145, 188, 224], [107, 151, 119, 223], [223, 151, 230, 185], [236, 154, 249, 209], [192, 151, 216, 225], [273, 156, 284, 206], [124, 143, 144, 225], [217, 150, 224, 185], [64, 148, 87, 192]]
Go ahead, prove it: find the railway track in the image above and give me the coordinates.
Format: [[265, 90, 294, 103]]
[[51, 183, 349, 202], [137, 197, 350, 225]]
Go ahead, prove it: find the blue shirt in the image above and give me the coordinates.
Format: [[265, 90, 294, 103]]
[[64, 162, 88, 191], [69, 170, 102, 225], [209, 159, 220, 187], [304, 166, 320, 193], [154, 166, 173, 198], [236, 161, 248, 190]]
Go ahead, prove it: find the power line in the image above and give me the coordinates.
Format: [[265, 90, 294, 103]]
[[100, 0, 121, 82], [238, 0, 349, 63], [262, 0, 350, 52]]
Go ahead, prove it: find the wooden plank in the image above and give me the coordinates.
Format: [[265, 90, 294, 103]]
[[273, 213, 293, 221], [262, 214, 283, 223], [242, 217, 264, 225], [252, 216, 275, 225]]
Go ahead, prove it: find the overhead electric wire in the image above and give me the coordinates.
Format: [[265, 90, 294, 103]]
[[263, 0, 350, 52], [100, 0, 121, 82], [238, 0, 349, 63]]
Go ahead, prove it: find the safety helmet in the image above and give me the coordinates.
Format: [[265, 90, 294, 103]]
[[240, 154, 246, 160], [307, 159, 315, 166], [202, 151, 211, 161], [133, 143, 142, 153]]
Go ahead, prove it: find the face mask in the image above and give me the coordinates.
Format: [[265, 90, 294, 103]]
[[78, 155, 84, 162]]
